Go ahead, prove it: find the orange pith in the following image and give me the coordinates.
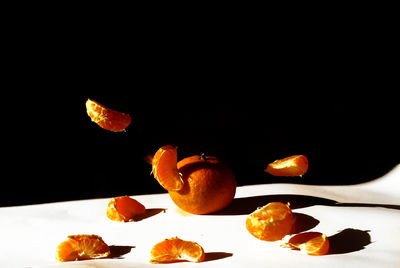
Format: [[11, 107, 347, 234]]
[[281, 232, 330, 255], [246, 202, 294, 241], [107, 196, 146, 222], [265, 155, 308, 177], [150, 237, 205, 263], [152, 145, 184, 191], [56, 234, 110, 262], [86, 98, 132, 132], [169, 154, 236, 215]]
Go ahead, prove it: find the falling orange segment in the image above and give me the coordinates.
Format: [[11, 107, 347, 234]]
[[107, 196, 146, 222], [246, 202, 294, 241], [56, 234, 110, 262], [265, 155, 308, 177], [152, 145, 184, 191], [150, 237, 205, 263], [86, 98, 132, 132], [281, 232, 330, 255]]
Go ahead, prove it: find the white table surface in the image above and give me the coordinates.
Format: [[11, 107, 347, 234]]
[[1, 165, 399, 268]]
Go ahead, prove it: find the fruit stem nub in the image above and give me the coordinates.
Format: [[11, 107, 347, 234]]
[[200, 153, 207, 161]]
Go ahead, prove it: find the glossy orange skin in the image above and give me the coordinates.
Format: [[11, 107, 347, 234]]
[[265, 155, 308, 177], [169, 155, 236, 215], [86, 99, 132, 132]]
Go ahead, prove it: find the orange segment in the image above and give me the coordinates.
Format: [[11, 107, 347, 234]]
[[86, 98, 132, 132], [56, 234, 110, 262], [150, 237, 205, 263], [107, 196, 146, 222], [265, 155, 308, 177], [152, 145, 184, 191], [246, 202, 294, 241], [281, 232, 329, 255]]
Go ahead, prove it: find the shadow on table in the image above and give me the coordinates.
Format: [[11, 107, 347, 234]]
[[214, 194, 400, 216], [329, 228, 371, 255], [109, 245, 136, 259], [204, 252, 233, 262], [135, 208, 166, 221]]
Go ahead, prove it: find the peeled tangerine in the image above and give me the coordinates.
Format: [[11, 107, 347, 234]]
[[56, 234, 110, 262], [281, 232, 330, 256], [150, 237, 205, 263], [246, 202, 294, 241], [86, 98, 132, 132], [265, 155, 308, 177], [107, 196, 146, 222]]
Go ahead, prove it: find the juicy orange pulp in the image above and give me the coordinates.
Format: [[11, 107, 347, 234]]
[[281, 232, 330, 255], [265, 155, 308, 177], [86, 98, 132, 132], [246, 202, 294, 241], [152, 145, 184, 191], [56, 234, 110, 262], [107, 196, 146, 222], [150, 237, 205, 263]]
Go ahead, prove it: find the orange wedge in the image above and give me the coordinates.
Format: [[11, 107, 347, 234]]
[[86, 98, 132, 132], [246, 202, 294, 241], [107, 196, 146, 222], [265, 155, 308, 177], [152, 145, 184, 191], [150, 237, 205, 263], [281, 232, 330, 255], [56, 234, 110, 262]]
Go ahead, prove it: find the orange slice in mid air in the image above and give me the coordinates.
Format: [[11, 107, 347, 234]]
[[107, 196, 146, 222], [56, 234, 110, 262], [281, 232, 330, 255], [246, 202, 294, 241], [265, 155, 308, 177], [86, 98, 132, 132], [150, 237, 205, 263], [152, 145, 184, 191]]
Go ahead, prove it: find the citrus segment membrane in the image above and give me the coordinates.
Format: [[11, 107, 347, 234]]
[[107, 196, 146, 222], [86, 98, 132, 132], [246, 202, 294, 241], [281, 232, 330, 255], [150, 237, 205, 263], [265, 155, 308, 177], [56, 234, 110, 262], [152, 145, 184, 191]]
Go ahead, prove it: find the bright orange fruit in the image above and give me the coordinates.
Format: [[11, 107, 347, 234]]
[[151, 145, 184, 191], [86, 98, 132, 132], [56, 234, 110, 262], [150, 237, 205, 263], [281, 232, 330, 255], [265, 155, 308, 177], [107, 196, 146, 222], [169, 153, 236, 215], [246, 202, 294, 241]]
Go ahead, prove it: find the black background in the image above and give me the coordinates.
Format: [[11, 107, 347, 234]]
[[1, 12, 398, 206]]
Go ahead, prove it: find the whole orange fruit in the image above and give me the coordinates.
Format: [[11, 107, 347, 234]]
[[168, 154, 236, 215]]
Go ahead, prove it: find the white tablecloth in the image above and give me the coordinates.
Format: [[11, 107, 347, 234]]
[[1, 165, 399, 268]]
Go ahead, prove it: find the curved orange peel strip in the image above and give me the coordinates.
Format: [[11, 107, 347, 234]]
[[152, 145, 184, 191]]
